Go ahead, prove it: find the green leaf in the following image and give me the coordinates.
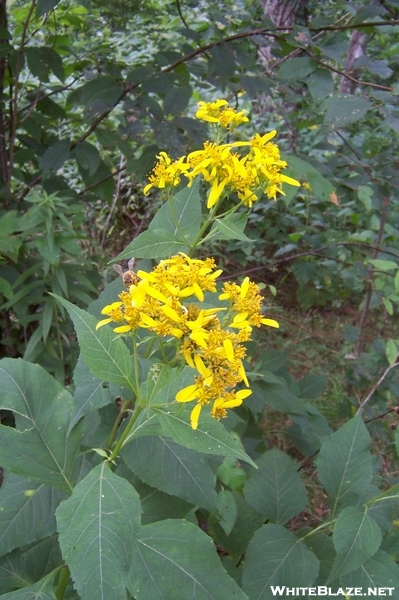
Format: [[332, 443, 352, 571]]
[[52, 295, 135, 390], [75, 76, 122, 114], [36, 0, 60, 16], [68, 354, 113, 433], [298, 373, 327, 399], [284, 156, 334, 202], [304, 533, 336, 585], [0, 537, 62, 595], [369, 259, 398, 271], [116, 464, 193, 524], [242, 524, 319, 599], [277, 57, 318, 79], [154, 405, 257, 467], [386, 339, 399, 366], [164, 85, 192, 116], [327, 506, 382, 583], [243, 448, 308, 524], [208, 492, 264, 564], [316, 416, 373, 507], [128, 519, 247, 600], [115, 230, 188, 261], [0, 570, 58, 599], [121, 436, 218, 511], [211, 215, 252, 242], [263, 386, 308, 415], [0, 473, 65, 557], [217, 489, 237, 536], [341, 549, 399, 589], [306, 68, 334, 101], [56, 463, 141, 600], [148, 177, 201, 243], [322, 94, 371, 129], [0, 358, 83, 494]]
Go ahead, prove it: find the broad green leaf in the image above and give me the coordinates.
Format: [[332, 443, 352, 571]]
[[304, 533, 336, 585], [277, 57, 318, 79], [36, 0, 60, 16], [306, 68, 334, 101], [128, 519, 247, 600], [0, 536, 62, 595], [154, 405, 257, 467], [243, 449, 308, 524], [211, 215, 252, 242], [56, 463, 141, 600], [0, 570, 58, 599], [144, 362, 172, 409], [208, 492, 264, 564], [41, 140, 70, 173], [287, 405, 333, 455], [115, 464, 193, 525], [121, 436, 218, 511], [284, 156, 335, 202], [298, 373, 327, 399], [68, 354, 113, 434], [341, 549, 399, 589], [263, 386, 308, 415], [316, 416, 373, 507], [115, 230, 188, 261], [217, 489, 237, 536], [0, 358, 83, 494], [0, 473, 65, 557], [148, 177, 201, 243], [386, 339, 399, 366], [322, 94, 371, 129], [327, 506, 382, 583], [52, 295, 135, 390], [242, 524, 319, 599], [369, 259, 398, 271], [164, 84, 192, 115]]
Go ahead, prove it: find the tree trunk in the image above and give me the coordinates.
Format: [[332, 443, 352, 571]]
[[339, 29, 369, 94]]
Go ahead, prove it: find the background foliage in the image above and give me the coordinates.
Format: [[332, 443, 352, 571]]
[[1, 0, 399, 598]]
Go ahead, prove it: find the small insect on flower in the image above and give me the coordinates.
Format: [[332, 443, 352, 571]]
[[113, 258, 140, 287]]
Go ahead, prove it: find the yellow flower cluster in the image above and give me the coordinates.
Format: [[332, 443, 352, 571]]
[[195, 99, 249, 129], [144, 100, 300, 207], [97, 253, 279, 429]]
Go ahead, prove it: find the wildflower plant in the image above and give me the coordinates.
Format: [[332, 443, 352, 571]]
[[2, 99, 395, 600]]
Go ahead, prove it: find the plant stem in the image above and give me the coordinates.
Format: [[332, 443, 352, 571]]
[[55, 566, 70, 600], [108, 404, 144, 462], [106, 399, 131, 451]]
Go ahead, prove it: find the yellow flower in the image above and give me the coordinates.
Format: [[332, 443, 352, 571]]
[[96, 253, 279, 430], [195, 99, 248, 129], [144, 152, 187, 195]]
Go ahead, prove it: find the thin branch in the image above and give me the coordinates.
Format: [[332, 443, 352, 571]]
[[175, 0, 189, 29], [356, 362, 399, 414]]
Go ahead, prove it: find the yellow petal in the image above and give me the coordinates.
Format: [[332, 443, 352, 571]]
[[176, 384, 199, 403], [161, 305, 181, 322], [223, 338, 234, 363], [190, 403, 202, 430], [261, 317, 279, 328], [114, 325, 134, 333], [96, 318, 112, 330], [281, 174, 301, 187]]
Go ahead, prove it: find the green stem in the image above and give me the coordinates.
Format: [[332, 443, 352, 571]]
[[188, 196, 224, 256], [106, 399, 131, 451], [108, 404, 144, 462], [55, 566, 70, 600]]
